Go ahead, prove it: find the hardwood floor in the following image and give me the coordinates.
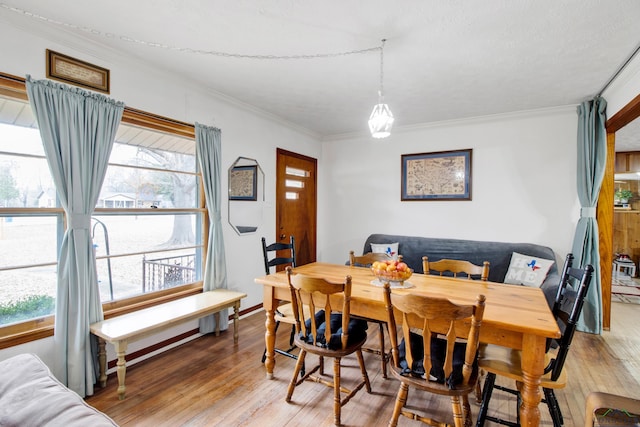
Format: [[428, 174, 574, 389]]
[[86, 302, 640, 426]]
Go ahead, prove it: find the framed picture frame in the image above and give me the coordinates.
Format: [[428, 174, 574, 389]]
[[46, 49, 110, 93], [229, 165, 258, 201], [401, 149, 472, 201]]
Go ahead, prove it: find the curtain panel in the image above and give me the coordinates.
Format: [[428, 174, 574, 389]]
[[195, 123, 229, 333], [25, 75, 124, 396], [572, 97, 607, 334]]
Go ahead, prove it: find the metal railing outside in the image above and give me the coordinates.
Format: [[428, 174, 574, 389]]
[[142, 254, 196, 292]]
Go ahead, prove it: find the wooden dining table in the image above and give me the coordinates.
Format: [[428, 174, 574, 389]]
[[255, 262, 561, 427]]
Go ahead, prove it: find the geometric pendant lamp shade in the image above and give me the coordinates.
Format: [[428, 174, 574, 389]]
[[368, 39, 394, 138], [368, 101, 394, 138]]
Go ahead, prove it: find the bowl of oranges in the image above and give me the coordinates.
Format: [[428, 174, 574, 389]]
[[371, 259, 413, 285]]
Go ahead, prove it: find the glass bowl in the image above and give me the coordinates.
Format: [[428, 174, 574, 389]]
[[370, 264, 413, 284]]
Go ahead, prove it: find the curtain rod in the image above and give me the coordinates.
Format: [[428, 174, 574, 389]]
[[598, 42, 640, 97]]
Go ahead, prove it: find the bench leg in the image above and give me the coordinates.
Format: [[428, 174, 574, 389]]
[[233, 301, 240, 344], [214, 312, 221, 337], [97, 338, 107, 388], [114, 340, 128, 400]]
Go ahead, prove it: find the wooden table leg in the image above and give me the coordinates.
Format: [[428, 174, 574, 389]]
[[263, 286, 277, 379], [114, 340, 128, 400], [519, 334, 546, 427], [233, 301, 240, 344], [97, 337, 107, 388]]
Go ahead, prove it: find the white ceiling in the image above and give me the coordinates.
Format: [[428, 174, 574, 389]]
[[2, 0, 640, 143]]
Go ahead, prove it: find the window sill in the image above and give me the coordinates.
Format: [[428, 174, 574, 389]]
[[0, 317, 54, 349]]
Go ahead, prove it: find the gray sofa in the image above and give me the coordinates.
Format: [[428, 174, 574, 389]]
[[0, 353, 118, 426], [361, 233, 561, 307]]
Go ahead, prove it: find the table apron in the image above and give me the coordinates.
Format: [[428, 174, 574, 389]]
[[264, 285, 525, 350]]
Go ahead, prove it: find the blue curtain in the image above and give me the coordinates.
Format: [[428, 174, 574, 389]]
[[572, 97, 607, 334], [25, 76, 124, 396], [195, 123, 229, 333]]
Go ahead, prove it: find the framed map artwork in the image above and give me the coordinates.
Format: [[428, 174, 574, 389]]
[[229, 165, 258, 201], [401, 149, 472, 201]]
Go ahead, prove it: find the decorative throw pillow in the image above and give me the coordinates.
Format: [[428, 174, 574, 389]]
[[370, 242, 399, 260], [504, 252, 555, 287]]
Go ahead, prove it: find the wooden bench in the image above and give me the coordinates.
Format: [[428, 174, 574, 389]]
[[90, 289, 246, 400]]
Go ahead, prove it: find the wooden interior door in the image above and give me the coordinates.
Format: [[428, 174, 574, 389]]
[[276, 149, 317, 268]]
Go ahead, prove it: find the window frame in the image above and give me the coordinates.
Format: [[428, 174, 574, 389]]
[[0, 72, 208, 349]]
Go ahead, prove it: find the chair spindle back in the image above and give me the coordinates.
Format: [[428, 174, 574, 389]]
[[286, 267, 353, 350], [384, 282, 486, 387], [422, 256, 490, 281]]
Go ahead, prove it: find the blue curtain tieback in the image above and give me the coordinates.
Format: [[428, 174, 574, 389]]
[[68, 214, 91, 230], [581, 207, 596, 218]]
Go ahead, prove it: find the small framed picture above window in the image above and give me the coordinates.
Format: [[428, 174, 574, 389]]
[[46, 49, 110, 93], [401, 149, 472, 201], [229, 165, 258, 201]]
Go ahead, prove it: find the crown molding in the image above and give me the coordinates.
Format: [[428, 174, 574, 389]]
[[324, 105, 577, 142]]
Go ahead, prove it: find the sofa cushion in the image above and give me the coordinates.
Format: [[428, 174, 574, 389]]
[[504, 251, 555, 287], [0, 353, 118, 426]]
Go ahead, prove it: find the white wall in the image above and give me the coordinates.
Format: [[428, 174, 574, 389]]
[[318, 107, 580, 265], [0, 21, 321, 361]]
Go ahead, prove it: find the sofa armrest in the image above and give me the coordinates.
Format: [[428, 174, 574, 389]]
[[0, 354, 118, 426], [585, 391, 640, 426]]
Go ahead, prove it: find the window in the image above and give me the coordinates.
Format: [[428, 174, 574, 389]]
[[93, 123, 203, 302], [0, 74, 204, 344], [0, 102, 60, 328]]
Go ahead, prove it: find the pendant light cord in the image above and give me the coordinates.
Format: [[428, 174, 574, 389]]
[[379, 39, 387, 100], [1, 3, 383, 60]]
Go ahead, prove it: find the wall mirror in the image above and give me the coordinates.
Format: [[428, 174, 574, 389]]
[[228, 156, 264, 235]]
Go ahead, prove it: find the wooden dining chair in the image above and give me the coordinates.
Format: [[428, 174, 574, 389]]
[[383, 282, 486, 427], [349, 250, 393, 267], [285, 267, 372, 426], [260, 236, 298, 364], [422, 256, 490, 281], [422, 254, 490, 403], [349, 250, 395, 378], [475, 254, 594, 427]]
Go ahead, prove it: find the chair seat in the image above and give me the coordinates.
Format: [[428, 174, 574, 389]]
[[389, 364, 479, 398], [276, 302, 313, 325], [478, 344, 567, 389], [275, 303, 296, 324], [294, 335, 368, 358]]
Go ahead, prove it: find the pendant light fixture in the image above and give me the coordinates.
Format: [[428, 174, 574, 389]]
[[368, 39, 394, 138]]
